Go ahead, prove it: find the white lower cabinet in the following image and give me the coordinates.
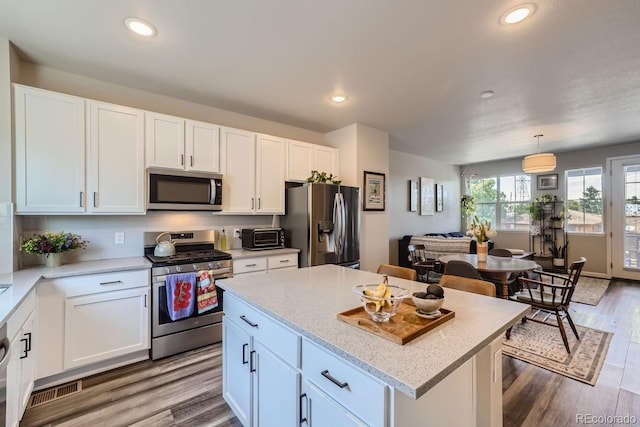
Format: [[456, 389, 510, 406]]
[[232, 252, 298, 276], [6, 290, 36, 427], [223, 294, 300, 427], [64, 287, 149, 369], [301, 378, 366, 427], [35, 269, 150, 381]]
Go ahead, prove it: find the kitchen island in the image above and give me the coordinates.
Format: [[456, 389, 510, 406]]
[[217, 264, 529, 427]]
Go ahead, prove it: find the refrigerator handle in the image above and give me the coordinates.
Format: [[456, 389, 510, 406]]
[[333, 192, 346, 257]]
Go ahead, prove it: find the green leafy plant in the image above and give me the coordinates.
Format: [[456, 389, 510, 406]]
[[22, 231, 88, 255], [527, 202, 543, 222], [306, 170, 341, 185], [549, 242, 568, 259], [460, 195, 476, 220]]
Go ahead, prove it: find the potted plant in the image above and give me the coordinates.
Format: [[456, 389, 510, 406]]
[[22, 231, 89, 267], [549, 215, 564, 228], [460, 195, 476, 229], [306, 170, 341, 185], [549, 242, 568, 267]]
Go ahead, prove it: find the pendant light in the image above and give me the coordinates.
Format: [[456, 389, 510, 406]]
[[522, 134, 556, 173]]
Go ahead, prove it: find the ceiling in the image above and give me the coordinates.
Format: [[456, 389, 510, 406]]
[[1, 0, 640, 165]]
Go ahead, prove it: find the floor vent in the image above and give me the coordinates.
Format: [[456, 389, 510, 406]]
[[27, 380, 83, 408]]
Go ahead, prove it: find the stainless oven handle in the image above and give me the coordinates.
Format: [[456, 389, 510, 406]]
[[155, 271, 232, 283]]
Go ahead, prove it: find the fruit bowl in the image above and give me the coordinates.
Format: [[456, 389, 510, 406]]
[[352, 284, 410, 322]]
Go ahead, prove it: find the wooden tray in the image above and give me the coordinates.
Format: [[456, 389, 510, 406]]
[[337, 299, 455, 345]]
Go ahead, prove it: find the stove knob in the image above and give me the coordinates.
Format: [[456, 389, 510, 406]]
[[208, 262, 214, 269], [176, 266, 182, 272], [217, 261, 223, 268], [193, 264, 198, 270], [164, 267, 170, 274]]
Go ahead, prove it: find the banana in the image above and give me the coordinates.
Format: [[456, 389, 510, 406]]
[[362, 281, 391, 312]]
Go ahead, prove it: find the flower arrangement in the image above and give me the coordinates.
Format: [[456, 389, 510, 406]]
[[466, 215, 497, 243], [22, 231, 89, 255]]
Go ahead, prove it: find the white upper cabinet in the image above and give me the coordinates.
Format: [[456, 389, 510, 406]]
[[186, 119, 220, 173], [145, 112, 186, 170], [14, 85, 86, 213], [285, 139, 339, 182], [146, 112, 220, 173], [88, 101, 145, 213], [14, 85, 146, 214], [220, 127, 286, 214]]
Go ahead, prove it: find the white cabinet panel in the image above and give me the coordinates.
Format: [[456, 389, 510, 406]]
[[301, 378, 366, 427], [88, 101, 145, 213], [186, 119, 220, 173], [223, 317, 252, 427], [145, 112, 185, 170], [286, 140, 313, 182], [313, 145, 338, 178], [220, 126, 256, 213], [14, 85, 85, 213], [256, 134, 286, 213], [64, 287, 149, 370]]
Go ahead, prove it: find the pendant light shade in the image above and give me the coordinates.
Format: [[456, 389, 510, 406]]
[[522, 134, 556, 174]]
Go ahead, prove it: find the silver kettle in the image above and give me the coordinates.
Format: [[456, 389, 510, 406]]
[[154, 232, 176, 257]]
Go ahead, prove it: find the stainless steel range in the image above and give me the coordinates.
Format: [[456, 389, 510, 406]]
[[144, 230, 232, 360]]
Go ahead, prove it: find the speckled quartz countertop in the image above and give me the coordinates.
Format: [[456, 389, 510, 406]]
[[216, 264, 530, 399], [0, 257, 151, 325], [225, 247, 300, 259]]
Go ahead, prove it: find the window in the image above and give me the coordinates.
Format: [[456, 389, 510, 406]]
[[469, 174, 531, 230], [565, 167, 603, 233]]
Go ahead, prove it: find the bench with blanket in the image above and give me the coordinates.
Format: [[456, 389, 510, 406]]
[[398, 232, 491, 268]]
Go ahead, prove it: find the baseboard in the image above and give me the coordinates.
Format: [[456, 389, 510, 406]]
[[580, 271, 610, 280]]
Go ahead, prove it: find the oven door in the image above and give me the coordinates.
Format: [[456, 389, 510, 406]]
[[152, 275, 226, 338]]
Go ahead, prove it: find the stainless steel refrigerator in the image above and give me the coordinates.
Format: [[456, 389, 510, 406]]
[[281, 183, 360, 268]]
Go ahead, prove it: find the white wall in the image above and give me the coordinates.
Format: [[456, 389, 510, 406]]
[[388, 150, 462, 264], [460, 140, 640, 276]]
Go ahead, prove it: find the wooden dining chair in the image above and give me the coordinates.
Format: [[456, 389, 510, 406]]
[[443, 260, 482, 280], [438, 274, 496, 297], [407, 244, 440, 283], [482, 248, 519, 296], [512, 257, 587, 353], [376, 264, 417, 281]]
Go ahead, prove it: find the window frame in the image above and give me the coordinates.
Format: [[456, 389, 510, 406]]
[[469, 174, 532, 231], [564, 166, 604, 235]]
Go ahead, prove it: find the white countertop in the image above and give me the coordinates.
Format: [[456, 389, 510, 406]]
[[225, 247, 300, 259], [0, 257, 151, 325], [216, 264, 530, 399]]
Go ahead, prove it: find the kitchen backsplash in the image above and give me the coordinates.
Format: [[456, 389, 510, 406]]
[[19, 212, 276, 266]]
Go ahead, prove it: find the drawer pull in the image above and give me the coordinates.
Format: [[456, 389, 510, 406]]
[[321, 370, 349, 389], [245, 263, 257, 267], [240, 315, 259, 328], [300, 393, 308, 424], [242, 343, 249, 364], [250, 350, 256, 372], [100, 280, 124, 286], [279, 259, 290, 263]]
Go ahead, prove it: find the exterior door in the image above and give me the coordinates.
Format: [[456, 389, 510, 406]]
[[610, 156, 640, 279]]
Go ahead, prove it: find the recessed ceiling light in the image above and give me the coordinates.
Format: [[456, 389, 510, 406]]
[[480, 90, 495, 99], [124, 18, 156, 37], [330, 94, 348, 103], [500, 4, 536, 25]]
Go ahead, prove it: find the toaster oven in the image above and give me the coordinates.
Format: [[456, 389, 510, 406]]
[[241, 228, 285, 250]]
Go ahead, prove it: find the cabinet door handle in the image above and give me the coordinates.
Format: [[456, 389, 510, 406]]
[[242, 343, 249, 365], [190, 155, 193, 167], [100, 280, 124, 286], [144, 294, 147, 308], [257, 198, 261, 209], [299, 393, 308, 425], [93, 192, 98, 207], [249, 350, 256, 372], [321, 370, 349, 388], [20, 333, 32, 359], [240, 315, 258, 328], [25, 332, 31, 352], [80, 191, 84, 207], [245, 263, 257, 267], [279, 259, 290, 263], [180, 154, 184, 165], [251, 198, 254, 209]]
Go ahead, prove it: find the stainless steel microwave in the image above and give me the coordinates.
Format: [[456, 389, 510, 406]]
[[147, 168, 222, 211], [241, 228, 285, 250]]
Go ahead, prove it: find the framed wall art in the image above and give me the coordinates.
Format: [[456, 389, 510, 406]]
[[420, 177, 435, 216], [436, 184, 443, 212], [409, 180, 418, 212], [537, 173, 558, 190], [363, 171, 385, 211]]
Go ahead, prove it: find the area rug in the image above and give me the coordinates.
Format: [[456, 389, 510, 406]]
[[502, 320, 613, 386], [571, 277, 611, 306]]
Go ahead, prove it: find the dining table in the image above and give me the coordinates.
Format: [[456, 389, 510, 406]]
[[438, 253, 539, 299]]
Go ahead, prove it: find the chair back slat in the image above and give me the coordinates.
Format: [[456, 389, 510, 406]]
[[376, 264, 417, 281]]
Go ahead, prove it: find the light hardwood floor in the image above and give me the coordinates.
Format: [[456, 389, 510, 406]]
[[21, 279, 639, 427]]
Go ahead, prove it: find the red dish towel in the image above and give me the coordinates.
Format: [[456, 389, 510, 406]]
[[165, 272, 196, 321], [196, 270, 219, 314]]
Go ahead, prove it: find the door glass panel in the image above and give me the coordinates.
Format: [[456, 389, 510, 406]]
[[623, 164, 640, 269]]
